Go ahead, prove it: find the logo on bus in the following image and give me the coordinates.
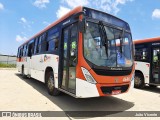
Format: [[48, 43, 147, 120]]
[[114, 78, 119, 83], [44, 55, 51, 62], [63, 20, 70, 25], [111, 67, 122, 70], [152, 43, 160, 46], [39, 55, 51, 63]]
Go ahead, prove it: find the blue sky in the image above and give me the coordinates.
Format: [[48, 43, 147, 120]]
[[0, 0, 160, 55]]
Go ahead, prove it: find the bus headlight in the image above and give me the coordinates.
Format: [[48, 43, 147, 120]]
[[81, 67, 97, 84], [130, 73, 135, 88], [131, 73, 135, 81]]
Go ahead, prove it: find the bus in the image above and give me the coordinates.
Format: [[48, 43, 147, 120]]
[[17, 6, 135, 98], [134, 37, 160, 88]]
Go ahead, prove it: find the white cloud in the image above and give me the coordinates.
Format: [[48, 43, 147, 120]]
[[19, 17, 33, 31], [93, 0, 134, 14], [16, 35, 27, 42], [63, 0, 89, 8], [152, 9, 160, 19], [116, 0, 127, 4], [92, 0, 113, 13], [57, 0, 89, 19], [60, 0, 134, 15], [56, 6, 71, 18], [33, 0, 50, 8], [21, 17, 27, 23], [0, 2, 4, 10]]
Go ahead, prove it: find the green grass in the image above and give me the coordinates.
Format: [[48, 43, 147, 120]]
[[0, 63, 16, 68]]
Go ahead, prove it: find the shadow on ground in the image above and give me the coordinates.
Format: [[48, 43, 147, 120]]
[[15, 73, 134, 118], [135, 86, 160, 94]]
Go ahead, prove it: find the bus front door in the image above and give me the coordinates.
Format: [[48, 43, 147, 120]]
[[152, 48, 160, 84], [60, 24, 78, 94]]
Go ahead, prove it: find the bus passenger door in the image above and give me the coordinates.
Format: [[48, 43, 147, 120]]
[[152, 48, 160, 84], [60, 24, 78, 94]]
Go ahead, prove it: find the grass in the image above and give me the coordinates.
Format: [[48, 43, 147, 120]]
[[0, 63, 16, 68]]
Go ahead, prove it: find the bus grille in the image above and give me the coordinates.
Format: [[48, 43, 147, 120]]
[[93, 69, 132, 76], [100, 85, 129, 95]]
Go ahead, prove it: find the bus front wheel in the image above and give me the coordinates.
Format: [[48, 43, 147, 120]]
[[46, 71, 60, 96], [134, 72, 145, 88]]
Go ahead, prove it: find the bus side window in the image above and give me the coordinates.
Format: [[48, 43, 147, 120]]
[[55, 38, 59, 50], [31, 41, 35, 55], [135, 48, 148, 61], [28, 45, 31, 57], [20, 46, 24, 57], [34, 37, 39, 54], [40, 33, 48, 52], [38, 36, 42, 53], [23, 44, 27, 57], [17, 48, 20, 57], [47, 29, 59, 52], [18, 47, 21, 58], [19, 48, 21, 57], [27, 40, 35, 57]]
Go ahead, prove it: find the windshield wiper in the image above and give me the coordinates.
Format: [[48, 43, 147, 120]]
[[99, 21, 108, 58]]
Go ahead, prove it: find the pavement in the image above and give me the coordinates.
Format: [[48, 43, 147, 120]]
[[0, 69, 159, 120]]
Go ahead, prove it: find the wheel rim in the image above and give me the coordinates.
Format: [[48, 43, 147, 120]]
[[48, 75, 54, 91], [134, 76, 142, 86]]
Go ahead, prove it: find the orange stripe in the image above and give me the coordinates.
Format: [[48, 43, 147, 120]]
[[134, 37, 160, 44]]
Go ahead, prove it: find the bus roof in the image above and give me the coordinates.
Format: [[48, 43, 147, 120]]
[[19, 6, 83, 47], [19, 6, 130, 48], [134, 37, 160, 45]]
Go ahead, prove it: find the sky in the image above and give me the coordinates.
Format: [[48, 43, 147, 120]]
[[0, 0, 160, 55]]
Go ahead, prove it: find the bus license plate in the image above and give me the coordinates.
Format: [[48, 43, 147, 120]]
[[112, 90, 121, 95]]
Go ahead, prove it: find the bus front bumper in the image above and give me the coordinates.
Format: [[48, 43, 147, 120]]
[[76, 78, 131, 98]]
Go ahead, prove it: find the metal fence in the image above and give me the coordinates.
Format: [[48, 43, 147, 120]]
[[0, 54, 17, 65]]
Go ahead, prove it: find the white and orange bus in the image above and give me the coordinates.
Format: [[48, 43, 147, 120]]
[[134, 37, 160, 88], [17, 6, 135, 98]]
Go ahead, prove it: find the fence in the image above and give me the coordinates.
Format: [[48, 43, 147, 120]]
[[0, 54, 17, 65]]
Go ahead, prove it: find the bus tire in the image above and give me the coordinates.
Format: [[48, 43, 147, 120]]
[[46, 71, 60, 96], [21, 66, 24, 76], [21, 66, 27, 78], [134, 72, 145, 88]]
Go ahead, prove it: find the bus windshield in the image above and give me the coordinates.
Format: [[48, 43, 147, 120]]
[[83, 21, 133, 68]]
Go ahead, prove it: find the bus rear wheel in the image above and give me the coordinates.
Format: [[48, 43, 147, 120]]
[[21, 66, 27, 78], [21, 66, 24, 76], [134, 72, 145, 88], [46, 71, 60, 96]]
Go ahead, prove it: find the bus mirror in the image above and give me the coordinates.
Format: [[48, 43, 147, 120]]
[[79, 19, 86, 33]]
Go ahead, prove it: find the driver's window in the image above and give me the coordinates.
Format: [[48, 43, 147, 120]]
[[83, 22, 102, 64]]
